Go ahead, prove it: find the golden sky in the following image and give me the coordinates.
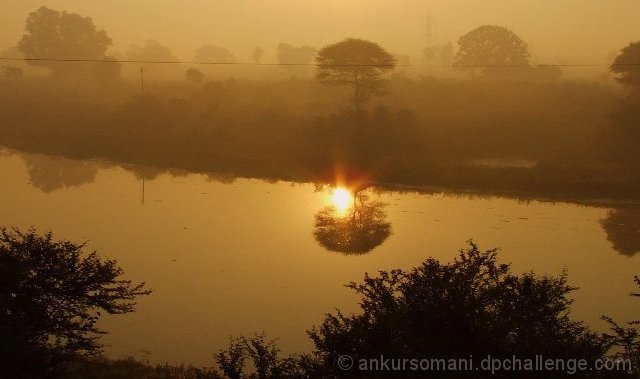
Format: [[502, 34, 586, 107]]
[[1, 0, 639, 64]]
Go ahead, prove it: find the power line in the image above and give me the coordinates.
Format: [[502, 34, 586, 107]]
[[1, 56, 639, 68]]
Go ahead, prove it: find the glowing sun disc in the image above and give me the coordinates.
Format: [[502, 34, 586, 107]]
[[332, 187, 354, 212]]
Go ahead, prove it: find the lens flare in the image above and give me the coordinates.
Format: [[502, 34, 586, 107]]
[[332, 187, 354, 213]]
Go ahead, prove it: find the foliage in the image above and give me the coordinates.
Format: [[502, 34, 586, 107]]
[[18, 6, 113, 79], [195, 45, 237, 63], [276, 43, 316, 65], [315, 38, 396, 111], [603, 276, 640, 374], [63, 356, 222, 379], [0, 227, 151, 377], [215, 333, 307, 378], [1, 65, 637, 200], [454, 25, 531, 78], [611, 41, 640, 91], [308, 241, 607, 377], [125, 39, 177, 62], [605, 42, 640, 167]]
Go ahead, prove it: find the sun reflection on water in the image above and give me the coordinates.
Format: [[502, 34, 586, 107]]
[[331, 187, 354, 215]]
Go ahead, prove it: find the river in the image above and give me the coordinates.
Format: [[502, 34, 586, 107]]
[[0, 149, 638, 365]]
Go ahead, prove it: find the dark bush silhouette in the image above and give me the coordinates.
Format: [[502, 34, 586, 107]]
[[63, 356, 222, 379], [215, 333, 306, 379], [603, 276, 640, 374], [0, 227, 151, 378], [308, 242, 607, 377]]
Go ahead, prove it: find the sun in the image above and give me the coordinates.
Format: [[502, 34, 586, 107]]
[[332, 187, 354, 213]]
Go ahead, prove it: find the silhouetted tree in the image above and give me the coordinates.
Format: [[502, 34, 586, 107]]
[[215, 336, 246, 379], [252, 46, 265, 64], [314, 192, 391, 255], [604, 42, 640, 167], [0, 228, 150, 377], [602, 276, 640, 375], [195, 45, 236, 63], [215, 333, 306, 379], [454, 25, 531, 78], [276, 43, 316, 65], [600, 207, 640, 256], [611, 42, 640, 91], [18, 7, 114, 79], [316, 38, 396, 112], [308, 242, 607, 377], [185, 67, 205, 84]]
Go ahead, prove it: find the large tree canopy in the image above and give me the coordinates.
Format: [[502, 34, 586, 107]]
[[18, 6, 115, 78], [611, 41, 640, 90], [454, 25, 531, 78], [315, 38, 396, 112], [0, 228, 150, 377]]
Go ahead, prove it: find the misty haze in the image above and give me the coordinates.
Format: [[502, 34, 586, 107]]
[[1, 1, 640, 378]]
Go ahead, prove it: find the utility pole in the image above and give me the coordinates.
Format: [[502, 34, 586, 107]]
[[140, 66, 145, 95], [140, 66, 146, 206]]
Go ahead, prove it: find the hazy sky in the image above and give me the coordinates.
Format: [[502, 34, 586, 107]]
[[1, 0, 639, 64]]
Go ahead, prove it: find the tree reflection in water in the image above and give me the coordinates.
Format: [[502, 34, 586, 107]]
[[313, 191, 392, 255], [22, 153, 99, 193], [600, 206, 640, 256]]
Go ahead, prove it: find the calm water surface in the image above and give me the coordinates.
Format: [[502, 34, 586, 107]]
[[1, 150, 638, 365]]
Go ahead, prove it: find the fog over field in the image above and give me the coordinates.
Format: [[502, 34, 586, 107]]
[[2, 0, 640, 65]]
